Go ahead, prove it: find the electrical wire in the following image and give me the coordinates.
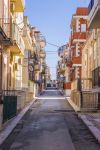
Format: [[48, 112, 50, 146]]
[[46, 42, 60, 48]]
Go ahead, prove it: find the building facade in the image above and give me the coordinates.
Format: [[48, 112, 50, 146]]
[[57, 44, 71, 96], [70, 8, 88, 89], [0, 0, 47, 127], [69, 3, 100, 111]]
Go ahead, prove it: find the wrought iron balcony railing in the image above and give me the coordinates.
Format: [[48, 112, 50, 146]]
[[12, 23, 25, 53], [0, 18, 12, 40], [0, 18, 25, 53]]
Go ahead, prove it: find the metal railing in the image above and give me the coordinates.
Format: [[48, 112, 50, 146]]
[[23, 24, 32, 46], [0, 18, 12, 38], [71, 90, 100, 111], [82, 91, 100, 110], [12, 23, 25, 53], [71, 78, 92, 91], [0, 18, 25, 53], [92, 66, 100, 88]]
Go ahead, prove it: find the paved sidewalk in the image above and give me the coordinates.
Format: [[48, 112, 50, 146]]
[[0, 98, 36, 146], [79, 113, 100, 143], [67, 97, 100, 143]]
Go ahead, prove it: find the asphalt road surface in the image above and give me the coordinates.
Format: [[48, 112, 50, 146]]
[[1, 89, 100, 150]]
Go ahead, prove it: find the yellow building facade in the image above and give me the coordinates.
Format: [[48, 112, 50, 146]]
[[0, 0, 25, 90]]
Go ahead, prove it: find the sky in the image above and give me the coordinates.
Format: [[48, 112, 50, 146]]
[[25, 0, 90, 80]]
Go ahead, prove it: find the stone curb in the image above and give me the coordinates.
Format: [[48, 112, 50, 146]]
[[0, 98, 37, 146], [67, 98, 100, 143], [67, 98, 80, 112], [78, 114, 100, 143]]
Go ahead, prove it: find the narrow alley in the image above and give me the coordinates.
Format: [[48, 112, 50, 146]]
[[1, 89, 100, 150], [0, 0, 100, 149]]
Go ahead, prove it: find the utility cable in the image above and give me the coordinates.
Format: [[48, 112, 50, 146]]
[[46, 42, 60, 48]]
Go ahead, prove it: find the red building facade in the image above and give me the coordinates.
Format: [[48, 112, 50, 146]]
[[69, 8, 88, 82]]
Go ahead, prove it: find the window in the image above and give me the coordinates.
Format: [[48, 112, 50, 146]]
[[81, 24, 86, 32], [92, 67, 100, 87]]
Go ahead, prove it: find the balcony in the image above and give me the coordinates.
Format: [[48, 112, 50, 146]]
[[23, 17, 32, 50], [58, 51, 63, 58], [72, 32, 87, 42], [40, 36, 46, 48], [34, 64, 40, 72], [58, 45, 67, 57], [29, 66, 34, 81], [88, 0, 100, 29], [72, 57, 81, 66], [65, 58, 72, 67], [0, 18, 12, 45], [10, 23, 25, 55], [34, 31, 46, 47], [0, 18, 25, 54], [10, 0, 25, 12], [58, 64, 66, 75], [41, 70, 45, 75], [39, 50, 46, 59]]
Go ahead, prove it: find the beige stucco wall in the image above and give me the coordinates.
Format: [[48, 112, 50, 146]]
[[22, 58, 28, 89], [82, 34, 92, 90], [82, 29, 100, 90]]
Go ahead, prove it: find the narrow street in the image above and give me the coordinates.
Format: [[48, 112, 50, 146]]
[[0, 0, 100, 149], [1, 89, 100, 150]]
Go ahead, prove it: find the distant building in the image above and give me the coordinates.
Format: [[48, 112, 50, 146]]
[[57, 44, 71, 96], [0, 0, 47, 127]]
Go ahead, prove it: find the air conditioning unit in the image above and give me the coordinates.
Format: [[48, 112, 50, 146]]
[[10, 3, 15, 13]]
